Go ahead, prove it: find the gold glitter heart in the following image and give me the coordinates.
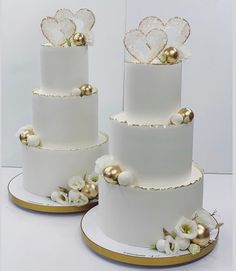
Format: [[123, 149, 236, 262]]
[[124, 28, 168, 64], [41, 17, 76, 46], [55, 8, 95, 33], [139, 16, 191, 45]]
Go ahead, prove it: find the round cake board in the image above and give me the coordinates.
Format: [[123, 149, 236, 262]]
[[8, 173, 97, 214], [81, 206, 219, 267]]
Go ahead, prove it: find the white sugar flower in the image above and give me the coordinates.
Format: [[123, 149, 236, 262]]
[[192, 209, 217, 231], [175, 236, 190, 250], [68, 176, 85, 191], [118, 171, 134, 186], [27, 135, 41, 147], [84, 32, 94, 45], [155, 239, 166, 252], [15, 124, 33, 138], [68, 190, 89, 206], [86, 174, 99, 186], [71, 87, 82, 96], [95, 155, 119, 174], [51, 191, 68, 205], [174, 217, 198, 239], [170, 113, 184, 125], [188, 243, 201, 255], [164, 236, 179, 255]]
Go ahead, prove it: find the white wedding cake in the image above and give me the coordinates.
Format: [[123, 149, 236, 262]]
[[17, 9, 108, 205], [95, 17, 215, 253]]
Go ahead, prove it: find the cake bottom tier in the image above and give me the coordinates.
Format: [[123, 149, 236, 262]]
[[98, 163, 203, 247], [22, 132, 108, 196]]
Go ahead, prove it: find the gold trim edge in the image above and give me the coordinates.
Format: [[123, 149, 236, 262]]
[[80, 213, 219, 267], [110, 114, 193, 128], [103, 162, 203, 192], [8, 174, 97, 213], [32, 88, 98, 98], [22, 132, 108, 152]]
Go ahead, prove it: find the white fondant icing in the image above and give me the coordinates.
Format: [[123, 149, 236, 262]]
[[124, 62, 182, 124], [40, 45, 88, 95], [110, 113, 193, 188], [22, 133, 108, 196], [32, 90, 98, 148], [98, 164, 203, 247]]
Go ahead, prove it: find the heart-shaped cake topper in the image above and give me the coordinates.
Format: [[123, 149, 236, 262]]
[[41, 17, 76, 46], [55, 8, 95, 34], [124, 28, 168, 64], [139, 16, 191, 46]]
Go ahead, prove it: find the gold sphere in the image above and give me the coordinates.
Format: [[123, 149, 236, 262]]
[[178, 108, 194, 123], [72, 33, 87, 46], [103, 165, 122, 184], [81, 182, 98, 200], [80, 84, 93, 96], [192, 224, 210, 247], [19, 129, 34, 145], [163, 47, 179, 64]]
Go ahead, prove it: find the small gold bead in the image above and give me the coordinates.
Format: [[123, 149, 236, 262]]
[[192, 224, 210, 247], [81, 182, 98, 200], [103, 165, 122, 184], [79, 84, 93, 96], [163, 47, 179, 64], [72, 33, 87, 46], [178, 108, 194, 123], [19, 129, 34, 145]]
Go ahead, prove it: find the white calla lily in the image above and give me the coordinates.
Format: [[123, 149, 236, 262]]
[[164, 236, 179, 255], [68, 176, 85, 191], [68, 190, 88, 206], [50, 191, 68, 205]]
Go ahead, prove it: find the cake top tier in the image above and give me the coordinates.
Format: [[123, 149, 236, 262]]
[[41, 8, 95, 47], [124, 16, 191, 65]]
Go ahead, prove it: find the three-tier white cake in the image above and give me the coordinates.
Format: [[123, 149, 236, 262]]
[[17, 9, 108, 203], [96, 17, 204, 248]]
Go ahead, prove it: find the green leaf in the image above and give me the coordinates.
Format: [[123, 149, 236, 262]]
[[149, 243, 157, 250], [66, 38, 72, 47]]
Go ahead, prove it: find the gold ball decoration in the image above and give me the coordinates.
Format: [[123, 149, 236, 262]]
[[163, 47, 179, 64], [103, 165, 122, 184], [19, 129, 34, 145], [81, 182, 98, 200], [72, 33, 87, 46], [178, 107, 194, 123], [192, 224, 210, 247], [80, 84, 93, 96]]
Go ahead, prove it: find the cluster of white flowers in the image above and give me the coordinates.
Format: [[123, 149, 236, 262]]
[[50, 174, 98, 206], [154, 209, 218, 256]]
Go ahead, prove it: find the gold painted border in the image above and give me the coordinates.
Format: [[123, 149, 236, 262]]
[[8, 174, 97, 214], [32, 88, 98, 98], [110, 114, 192, 128], [80, 212, 219, 267]]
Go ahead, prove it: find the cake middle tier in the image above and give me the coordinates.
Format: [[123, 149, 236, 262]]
[[110, 113, 193, 188], [32, 89, 98, 148]]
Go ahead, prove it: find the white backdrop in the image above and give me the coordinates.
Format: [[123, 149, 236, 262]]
[[1, 0, 232, 173]]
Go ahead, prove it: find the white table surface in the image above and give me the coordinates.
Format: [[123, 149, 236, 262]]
[[0, 167, 233, 271]]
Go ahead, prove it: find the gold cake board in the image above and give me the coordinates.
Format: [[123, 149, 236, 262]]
[[81, 206, 219, 267], [8, 173, 97, 213]]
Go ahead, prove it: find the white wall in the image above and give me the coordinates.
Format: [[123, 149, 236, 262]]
[[1, 0, 232, 173]]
